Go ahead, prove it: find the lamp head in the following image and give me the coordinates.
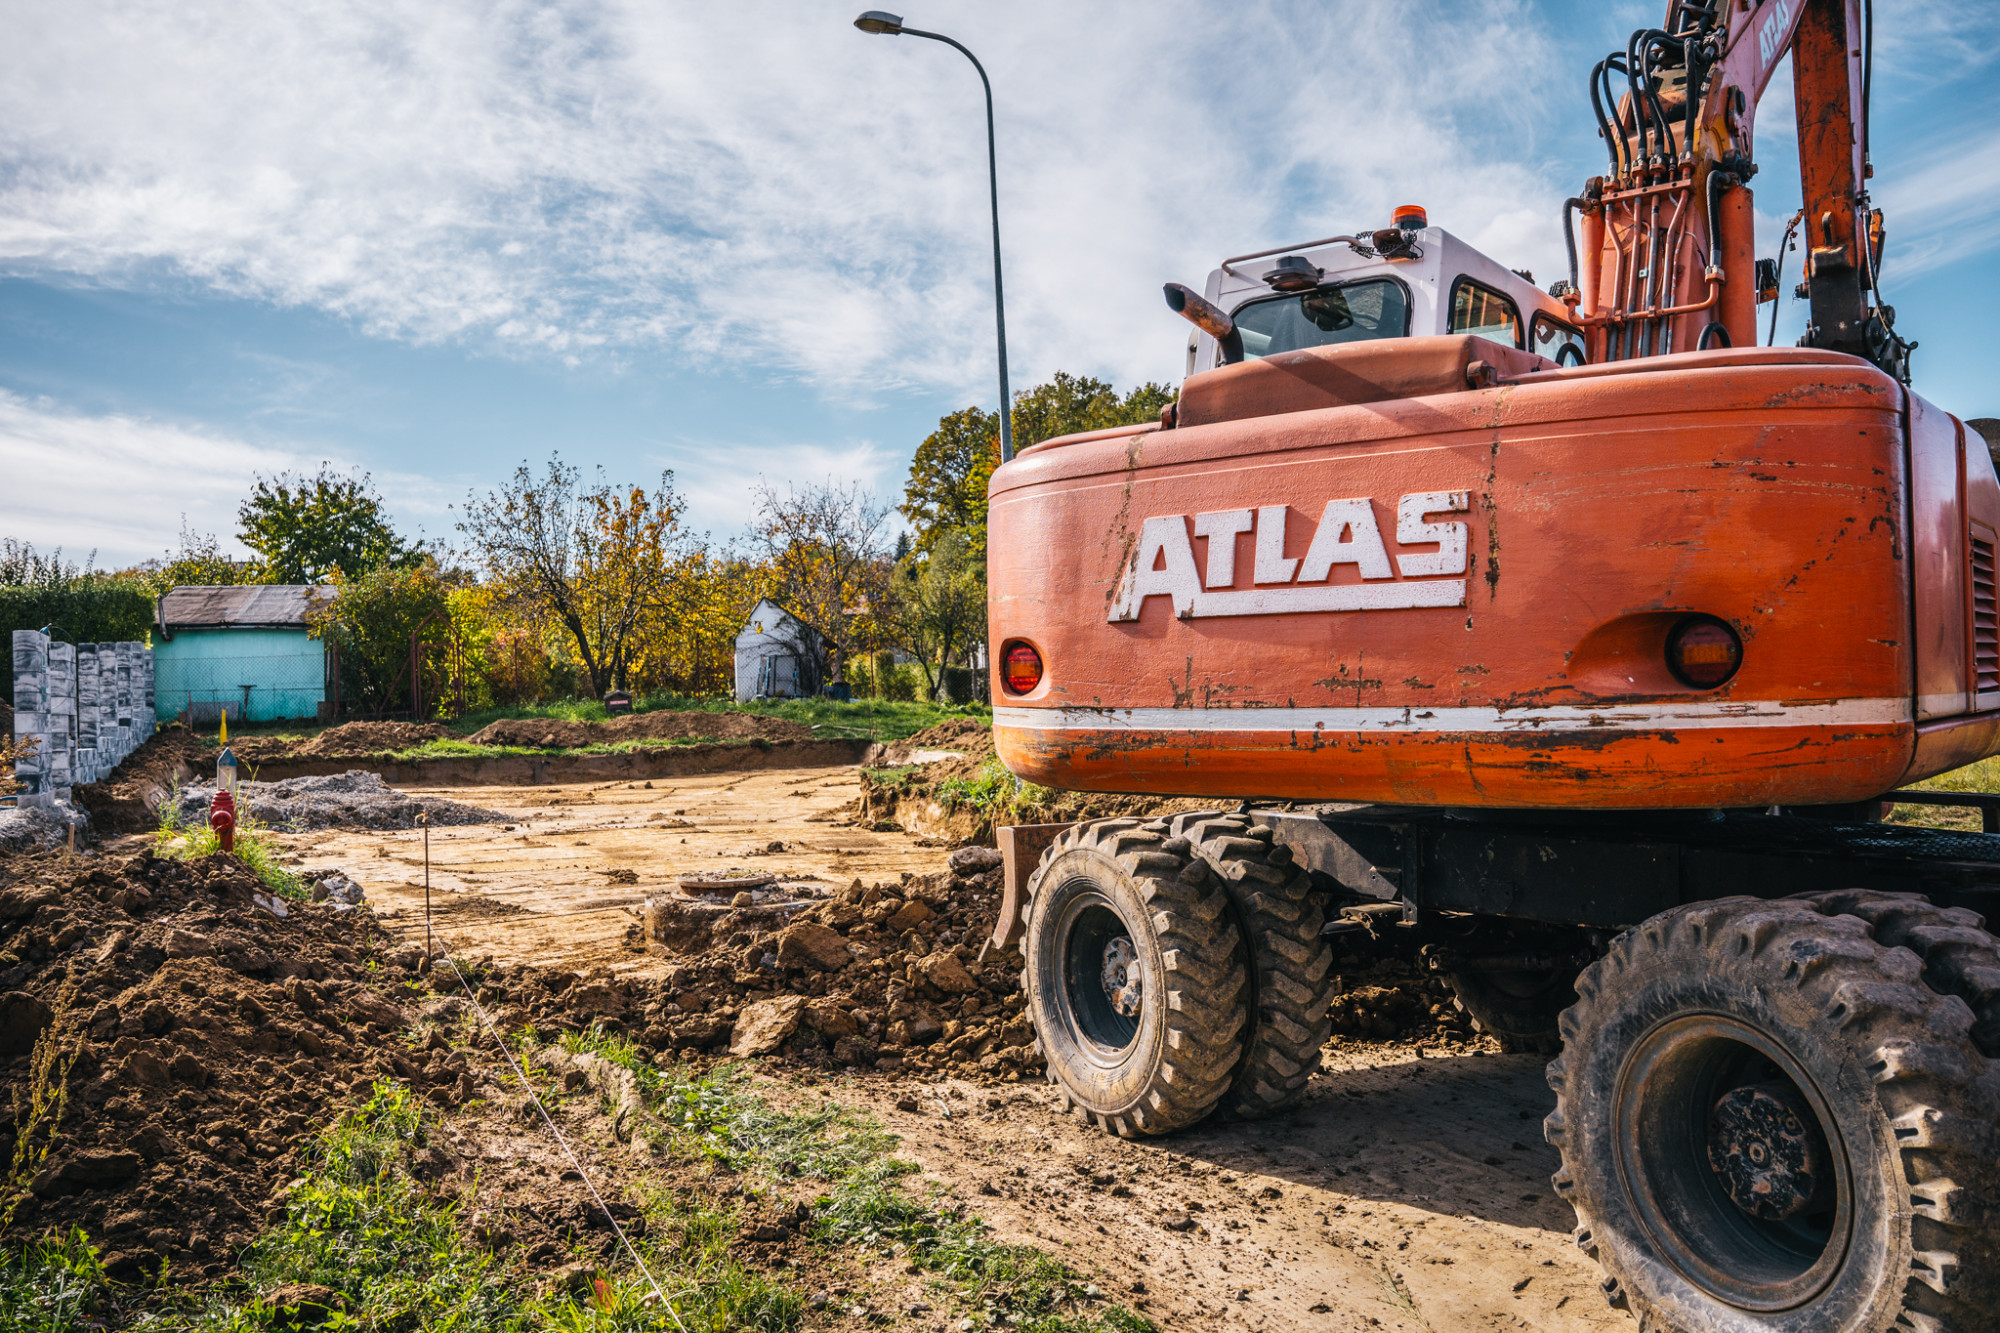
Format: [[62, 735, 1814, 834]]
[[854, 10, 904, 34]]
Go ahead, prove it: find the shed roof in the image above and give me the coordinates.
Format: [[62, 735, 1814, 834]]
[[159, 585, 333, 632]]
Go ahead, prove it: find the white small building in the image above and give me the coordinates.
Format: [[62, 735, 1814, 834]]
[[734, 599, 820, 701]]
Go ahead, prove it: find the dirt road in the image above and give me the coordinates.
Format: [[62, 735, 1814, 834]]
[[271, 764, 940, 970], [269, 764, 1623, 1330], [833, 1044, 1619, 1333]]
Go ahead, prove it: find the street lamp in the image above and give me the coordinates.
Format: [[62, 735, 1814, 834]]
[[853, 11, 1015, 462]]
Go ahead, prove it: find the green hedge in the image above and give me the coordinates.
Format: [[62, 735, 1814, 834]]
[[0, 584, 155, 697]]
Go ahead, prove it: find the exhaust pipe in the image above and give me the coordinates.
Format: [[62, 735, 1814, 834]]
[[1165, 283, 1243, 364]]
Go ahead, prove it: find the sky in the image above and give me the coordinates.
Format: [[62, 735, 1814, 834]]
[[2, 0, 1997, 569]]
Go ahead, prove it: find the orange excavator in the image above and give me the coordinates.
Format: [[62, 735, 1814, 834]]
[[980, 2, 2000, 1329]]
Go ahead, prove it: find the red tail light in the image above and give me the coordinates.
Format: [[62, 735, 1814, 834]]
[[1667, 617, 1742, 689], [1002, 641, 1044, 694]]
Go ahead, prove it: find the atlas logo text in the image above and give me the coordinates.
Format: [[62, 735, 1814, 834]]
[[1110, 492, 1471, 622]]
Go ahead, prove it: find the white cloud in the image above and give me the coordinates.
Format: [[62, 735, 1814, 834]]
[[0, 392, 457, 567], [0, 0, 1579, 402]]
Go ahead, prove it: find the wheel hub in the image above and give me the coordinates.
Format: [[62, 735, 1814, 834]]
[[1707, 1082, 1827, 1221], [1100, 936, 1142, 1017]]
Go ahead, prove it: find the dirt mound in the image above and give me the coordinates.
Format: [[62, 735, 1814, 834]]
[[168, 772, 507, 832], [294, 721, 458, 756], [479, 848, 1038, 1078], [0, 849, 456, 1279], [468, 709, 813, 749], [898, 718, 995, 754], [70, 728, 209, 837]]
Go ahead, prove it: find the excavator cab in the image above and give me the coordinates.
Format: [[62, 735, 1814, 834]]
[[1174, 209, 1584, 376]]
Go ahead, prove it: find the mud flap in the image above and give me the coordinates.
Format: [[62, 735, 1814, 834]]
[[983, 821, 1076, 957]]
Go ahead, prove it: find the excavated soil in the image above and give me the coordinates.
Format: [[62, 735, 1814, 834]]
[[0, 849, 457, 1279], [0, 751, 1627, 1328], [292, 721, 458, 755], [70, 729, 208, 836], [468, 711, 813, 749]]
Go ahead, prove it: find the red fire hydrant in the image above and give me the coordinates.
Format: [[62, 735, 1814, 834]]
[[210, 789, 237, 854]]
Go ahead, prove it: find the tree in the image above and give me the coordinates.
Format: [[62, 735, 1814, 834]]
[[120, 520, 264, 598], [457, 456, 683, 699], [632, 546, 766, 697], [748, 480, 893, 691], [888, 528, 986, 700], [238, 466, 418, 583], [304, 559, 452, 716], [1011, 372, 1174, 450], [900, 374, 1176, 560], [902, 407, 999, 558]]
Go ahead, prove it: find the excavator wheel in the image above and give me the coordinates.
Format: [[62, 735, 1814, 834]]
[[1170, 811, 1337, 1118], [1547, 894, 1999, 1333], [1020, 818, 1249, 1137]]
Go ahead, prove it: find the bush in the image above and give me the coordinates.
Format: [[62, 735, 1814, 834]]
[[881, 663, 919, 702], [940, 665, 976, 704], [0, 558, 156, 697]]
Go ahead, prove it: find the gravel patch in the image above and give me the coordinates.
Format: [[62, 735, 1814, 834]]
[[171, 771, 507, 831]]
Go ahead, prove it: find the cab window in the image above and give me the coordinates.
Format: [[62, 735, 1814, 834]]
[[1232, 278, 1411, 360], [1447, 278, 1522, 347], [1531, 312, 1586, 365]]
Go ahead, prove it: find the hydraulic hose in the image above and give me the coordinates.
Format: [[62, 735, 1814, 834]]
[[1592, 57, 1632, 176], [1562, 197, 1588, 296]]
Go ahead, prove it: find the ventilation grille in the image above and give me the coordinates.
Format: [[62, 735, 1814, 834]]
[[1974, 532, 1999, 693]]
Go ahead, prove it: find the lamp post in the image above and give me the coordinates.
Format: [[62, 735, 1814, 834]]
[[854, 11, 1014, 463]]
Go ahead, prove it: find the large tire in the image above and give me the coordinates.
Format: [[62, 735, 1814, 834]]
[[1022, 818, 1249, 1136], [1425, 927, 1588, 1053], [1437, 963, 1576, 1054], [1547, 895, 2000, 1333], [1170, 812, 1337, 1118]]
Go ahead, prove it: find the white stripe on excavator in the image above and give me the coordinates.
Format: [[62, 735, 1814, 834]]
[[993, 698, 1912, 735]]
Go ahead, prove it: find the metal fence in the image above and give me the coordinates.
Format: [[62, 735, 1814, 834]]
[[153, 651, 324, 723]]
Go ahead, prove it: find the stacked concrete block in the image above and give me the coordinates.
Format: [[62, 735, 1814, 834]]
[[95, 647, 116, 772], [115, 642, 134, 758], [47, 643, 75, 802], [11, 630, 52, 809], [75, 644, 98, 786], [8, 634, 154, 807]]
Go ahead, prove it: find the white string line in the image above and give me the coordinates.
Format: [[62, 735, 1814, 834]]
[[420, 916, 685, 1329]]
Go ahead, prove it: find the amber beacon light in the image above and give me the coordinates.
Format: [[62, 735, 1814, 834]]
[[1001, 641, 1044, 694]]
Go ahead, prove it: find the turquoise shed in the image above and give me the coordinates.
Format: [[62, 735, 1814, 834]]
[[153, 585, 334, 723]]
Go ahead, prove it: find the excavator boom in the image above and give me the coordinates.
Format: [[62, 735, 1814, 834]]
[[1573, 0, 1910, 378]]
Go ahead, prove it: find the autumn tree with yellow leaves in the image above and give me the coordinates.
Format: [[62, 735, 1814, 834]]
[[458, 457, 684, 699]]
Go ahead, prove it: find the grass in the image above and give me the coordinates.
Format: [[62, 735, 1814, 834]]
[[151, 789, 306, 901], [931, 758, 1060, 823], [1890, 754, 2000, 832], [126, 1081, 804, 1332], [451, 694, 987, 744], [181, 694, 987, 754], [381, 736, 794, 763], [552, 1027, 1152, 1333], [0, 1026, 1144, 1332], [0, 1229, 114, 1333]]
